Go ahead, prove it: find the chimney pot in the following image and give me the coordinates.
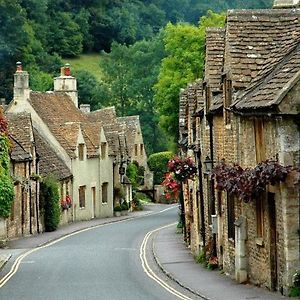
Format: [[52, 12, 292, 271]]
[[79, 104, 91, 113], [64, 63, 71, 76], [16, 61, 22, 72]]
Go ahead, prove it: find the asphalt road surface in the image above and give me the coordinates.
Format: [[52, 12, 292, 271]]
[[0, 204, 196, 300]]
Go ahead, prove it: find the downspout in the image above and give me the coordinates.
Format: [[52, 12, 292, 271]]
[[208, 114, 217, 257]]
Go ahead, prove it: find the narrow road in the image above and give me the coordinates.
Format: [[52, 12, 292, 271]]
[[0, 205, 193, 300]]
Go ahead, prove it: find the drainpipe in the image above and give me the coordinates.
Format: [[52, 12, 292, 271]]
[[29, 161, 32, 235], [196, 150, 206, 248], [208, 114, 217, 257]]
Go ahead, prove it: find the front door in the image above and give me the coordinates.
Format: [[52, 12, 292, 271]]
[[268, 192, 278, 290], [92, 187, 96, 218]]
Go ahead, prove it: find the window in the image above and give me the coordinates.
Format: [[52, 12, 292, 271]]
[[227, 194, 235, 240], [79, 185, 86, 208], [101, 142, 107, 159], [135, 144, 138, 156], [254, 119, 265, 163], [224, 79, 232, 125], [78, 144, 84, 161], [102, 183, 108, 203], [140, 144, 144, 155], [256, 196, 264, 238]]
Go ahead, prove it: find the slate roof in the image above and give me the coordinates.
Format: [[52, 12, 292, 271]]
[[87, 107, 117, 125], [86, 107, 127, 157], [205, 28, 225, 92], [233, 41, 300, 112], [117, 116, 140, 156], [29, 92, 102, 158], [225, 9, 300, 89], [34, 129, 72, 180], [6, 113, 33, 161]]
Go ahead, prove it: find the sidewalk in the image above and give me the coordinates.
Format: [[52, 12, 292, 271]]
[[153, 226, 287, 300]]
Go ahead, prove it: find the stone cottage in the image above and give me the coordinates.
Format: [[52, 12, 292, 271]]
[[4, 113, 41, 239], [6, 63, 114, 221], [179, 1, 300, 295]]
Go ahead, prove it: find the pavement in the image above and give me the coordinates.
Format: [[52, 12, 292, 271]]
[[0, 205, 289, 299]]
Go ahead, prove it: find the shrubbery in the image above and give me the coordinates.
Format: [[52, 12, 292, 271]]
[[40, 176, 60, 232], [148, 151, 173, 184]]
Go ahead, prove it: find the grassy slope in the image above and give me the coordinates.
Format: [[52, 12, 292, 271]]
[[63, 53, 103, 82]]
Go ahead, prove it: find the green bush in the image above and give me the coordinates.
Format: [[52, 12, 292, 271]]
[[40, 176, 60, 232], [121, 201, 129, 211], [148, 151, 173, 185], [114, 205, 122, 212], [126, 162, 139, 188]]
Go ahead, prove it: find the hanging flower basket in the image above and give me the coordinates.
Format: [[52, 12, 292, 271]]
[[167, 156, 197, 182]]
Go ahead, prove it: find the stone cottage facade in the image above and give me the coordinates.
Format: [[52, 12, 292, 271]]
[[179, 2, 300, 295], [4, 113, 41, 239]]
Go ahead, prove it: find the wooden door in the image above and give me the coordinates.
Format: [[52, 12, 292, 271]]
[[268, 192, 278, 290], [92, 187, 96, 218]]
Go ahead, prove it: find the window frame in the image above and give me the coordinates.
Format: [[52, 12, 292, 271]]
[[79, 185, 86, 208]]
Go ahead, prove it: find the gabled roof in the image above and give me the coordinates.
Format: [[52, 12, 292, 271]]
[[29, 91, 102, 158], [205, 28, 225, 92], [6, 113, 33, 161], [81, 122, 101, 158], [232, 41, 300, 112], [225, 9, 300, 89], [117, 116, 140, 156], [34, 129, 72, 180]]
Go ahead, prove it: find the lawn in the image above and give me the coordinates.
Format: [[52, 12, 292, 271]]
[[63, 53, 103, 82]]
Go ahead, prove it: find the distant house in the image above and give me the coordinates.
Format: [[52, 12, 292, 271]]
[[6, 63, 114, 221], [179, 1, 300, 295]]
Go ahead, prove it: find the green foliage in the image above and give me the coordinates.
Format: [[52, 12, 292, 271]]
[[126, 162, 139, 188], [40, 176, 60, 232], [196, 250, 207, 265], [113, 204, 122, 212], [121, 201, 129, 211], [154, 11, 226, 144], [0, 111, 14, 218], [148, 151, 174, 184]]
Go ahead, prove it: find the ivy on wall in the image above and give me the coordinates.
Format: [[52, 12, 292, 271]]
[[0, 109, 14, 218]]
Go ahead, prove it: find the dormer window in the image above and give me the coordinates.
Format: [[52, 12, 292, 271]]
[[101, 142, 107, 159], [78, 143, 84, 161]]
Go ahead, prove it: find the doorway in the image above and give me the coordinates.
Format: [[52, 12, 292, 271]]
[[268, 192, 278, 290]]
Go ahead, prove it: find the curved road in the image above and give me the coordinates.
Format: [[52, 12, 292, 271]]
[[0, 205, 192, 300]]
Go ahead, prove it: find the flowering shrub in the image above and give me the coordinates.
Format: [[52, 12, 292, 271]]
[[162, 173, 181, 200], [162, 156, 197, 201], [167, 156, 197, 182], [212, 160, 293, 202], [61, 195, 72, 210]]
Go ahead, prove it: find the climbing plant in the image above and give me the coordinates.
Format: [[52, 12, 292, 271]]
[[40, 176, 60, 232], [212, 160, 293, 202], [0, 109, 14, 218]]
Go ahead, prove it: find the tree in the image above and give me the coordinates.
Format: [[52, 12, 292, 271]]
[[154, 11, 226, 147]]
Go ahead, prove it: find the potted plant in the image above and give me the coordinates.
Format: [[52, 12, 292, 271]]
[[114, 204, 122, 217], [121, 201, 129, 216]]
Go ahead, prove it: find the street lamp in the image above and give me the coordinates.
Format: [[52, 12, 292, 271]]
[[203, 156, 213, 173]]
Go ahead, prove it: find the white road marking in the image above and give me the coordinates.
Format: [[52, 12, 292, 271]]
[[140, 223, 193, 300], [0, 205, 177, 288]]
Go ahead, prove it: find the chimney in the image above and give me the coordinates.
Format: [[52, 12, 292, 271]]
[[273, 0, 300, 8], [79, 104, 91, 113], [13, 62, 30, 102], [54, 63, 78, 107], [0, 98, 6, 111]]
